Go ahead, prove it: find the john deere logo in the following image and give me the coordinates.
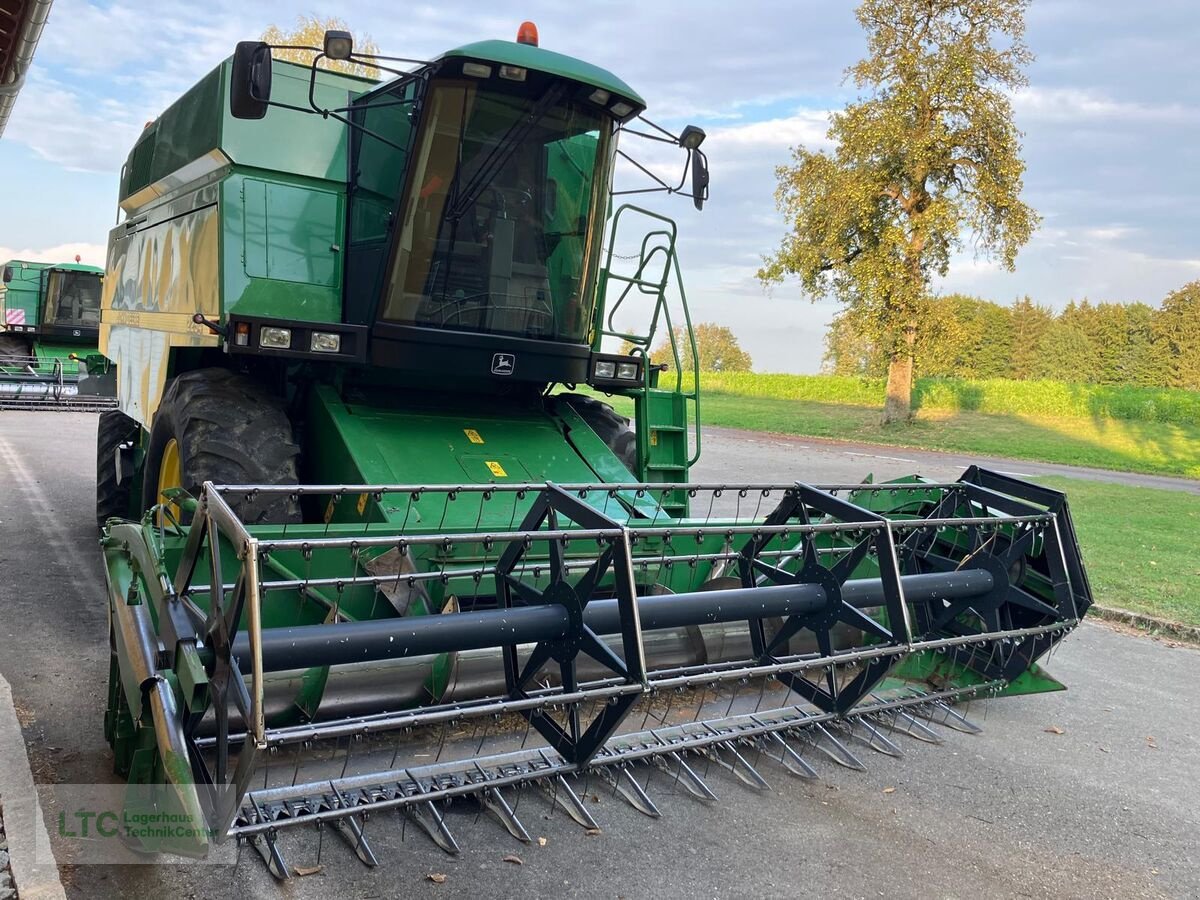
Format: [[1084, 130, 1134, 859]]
[[491, 353, 515, 376]]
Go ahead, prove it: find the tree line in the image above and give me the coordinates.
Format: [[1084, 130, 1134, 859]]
[[823, 280, 1200, 389]]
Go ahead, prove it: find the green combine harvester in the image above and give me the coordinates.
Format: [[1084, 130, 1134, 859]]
[[0, 258, 117, 409], [96, 25, 1092, 876]]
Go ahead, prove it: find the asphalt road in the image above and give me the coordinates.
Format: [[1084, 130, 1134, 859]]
[[0, 411, 1197, 899]]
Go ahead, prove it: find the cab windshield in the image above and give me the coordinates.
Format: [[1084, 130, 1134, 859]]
[[380, 72, 613, 344], [42, 270, 102, 328]]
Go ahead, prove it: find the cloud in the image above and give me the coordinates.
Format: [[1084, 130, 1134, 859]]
[[708, 111, 832, 152], [5, 72, 145, 172], [938, 223, 1200, 306], [1082, 225, 1137, 242], [0, 242, 106, 266], [1012, 86, 1193, 123]]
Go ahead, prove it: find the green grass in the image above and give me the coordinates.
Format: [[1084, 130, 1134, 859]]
[[683, 373, 1200, 427], [1035, 477, 1200, 626], [598, 390, 1200, 479]]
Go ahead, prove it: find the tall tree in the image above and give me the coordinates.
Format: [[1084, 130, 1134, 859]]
[[262, 16, 381, 79], [1120, 302, 1168, 387], [916, 294, 1014, 379], [1031, 324, 1096, 383], [1156, 281, 1200, 389], [652, 323, 753, 373], [1008, 295, 1052, 380], [911, 295, 971, 377], [759, 0, 1037, 422], [823, 308, 888, 375]]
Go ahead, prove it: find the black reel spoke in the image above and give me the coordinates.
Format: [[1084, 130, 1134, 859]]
[[504, 573, 545, 606], [837, 602, 893, 642]]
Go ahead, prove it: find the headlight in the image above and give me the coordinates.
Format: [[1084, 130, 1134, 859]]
[[260, 326, 292, 349], [311, 331, 341, 353], [594, 361, 616, 379], [616, 362, 639, 380]]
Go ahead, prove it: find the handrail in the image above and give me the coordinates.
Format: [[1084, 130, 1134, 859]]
[[596, 204, 701, 470]]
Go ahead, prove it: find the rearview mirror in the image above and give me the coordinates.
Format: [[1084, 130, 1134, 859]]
[[2, 266, 12, 284], [230, 41, 273, 120], [691, 150, 709, 211]]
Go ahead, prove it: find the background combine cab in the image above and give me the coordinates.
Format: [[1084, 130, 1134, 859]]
[[0, 258, 116, 409], [95, 25, 1093, 876]]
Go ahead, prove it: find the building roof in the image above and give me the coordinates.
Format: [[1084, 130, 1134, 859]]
[[0, 0, 53, 138]]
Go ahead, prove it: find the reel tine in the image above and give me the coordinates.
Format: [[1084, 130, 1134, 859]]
[[812, 724, 867, 772], [332, 815, 379, 867], [662, 751, 719, 801], [767, 732, 820, 780], [539, 775, 600, 830], [600, 766, 661, 818], [250, 831, 290, 880], [888, 709, 945, 744], [846, 717, 904, 759], [707, 742, 771, 791], [403, 800, 461, 855], [481, 787, 532, 843], [927, 700, 984, 735]]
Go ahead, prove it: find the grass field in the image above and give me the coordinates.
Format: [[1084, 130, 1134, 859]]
[[688, 373, 1200, 426], [596, 389, 1200, 479], [1036, 477, 1200, 627]]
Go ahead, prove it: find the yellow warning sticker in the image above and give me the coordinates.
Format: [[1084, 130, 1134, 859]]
[[464, 428, 484, 444], [649, 430, 659, 446], [356, 492, 369, 515], [323, 498, 336, 525], [485, 460, 508, 478]]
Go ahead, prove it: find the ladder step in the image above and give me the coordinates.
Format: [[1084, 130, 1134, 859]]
[[645, 464, 687, 472]]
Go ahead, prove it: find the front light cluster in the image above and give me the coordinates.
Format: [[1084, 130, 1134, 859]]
[[310, 331, 341, 353], [260, 326, 291, 349], [593, 358, 640, 383], [243, 320, 353, 358]]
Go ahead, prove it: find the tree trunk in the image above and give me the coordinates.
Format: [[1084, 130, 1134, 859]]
[[881, 328, 916, 424]]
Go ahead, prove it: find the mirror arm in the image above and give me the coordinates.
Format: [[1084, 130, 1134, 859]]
[[616, 148, 673, 191], [612, 187, 670, 196], [616, 126, 678, 145], [633, 114, 680, 142], [306, 54, 329, 114]]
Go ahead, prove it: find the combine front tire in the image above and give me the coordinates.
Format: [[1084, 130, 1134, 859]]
[[96, 409, 140, 531], [557, 393, 638, 477], [142, 368, 301, 524]]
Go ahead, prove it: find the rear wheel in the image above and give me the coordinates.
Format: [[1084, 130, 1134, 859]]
[[96, 408, 140, 531], [141, 368, 301, 524], [556, 393, 638, 477]]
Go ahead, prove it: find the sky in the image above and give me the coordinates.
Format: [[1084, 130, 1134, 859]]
[[1, 0, 1197, 372]]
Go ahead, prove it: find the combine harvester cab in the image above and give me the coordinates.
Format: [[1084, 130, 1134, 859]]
[[0, 258, 116, 409], [96, 25, 1093, 875]]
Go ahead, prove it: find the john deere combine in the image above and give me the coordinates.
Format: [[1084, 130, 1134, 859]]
[[0, 257, 116, 409], [96, 26, 1092, 876]]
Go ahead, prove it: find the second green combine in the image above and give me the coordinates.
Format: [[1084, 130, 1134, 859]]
[[0, 256, 116, 409], [96, 25, 1092, 876]]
